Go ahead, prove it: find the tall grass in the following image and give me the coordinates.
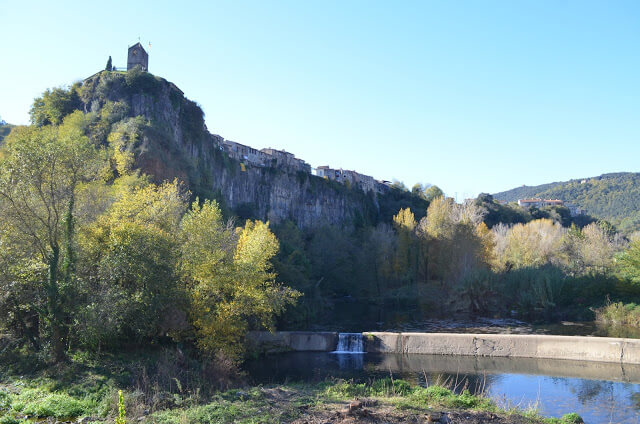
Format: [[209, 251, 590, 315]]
[[595, 300, 640, 326]]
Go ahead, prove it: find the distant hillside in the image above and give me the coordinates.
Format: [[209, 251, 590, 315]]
[[494, 173, 640, 233], [0, 124, 14, 143]]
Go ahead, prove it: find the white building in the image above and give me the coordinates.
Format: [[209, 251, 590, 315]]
[[517, 198, 564, 208]]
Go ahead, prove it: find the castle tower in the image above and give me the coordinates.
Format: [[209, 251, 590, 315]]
[[127, 42, 149, 71]]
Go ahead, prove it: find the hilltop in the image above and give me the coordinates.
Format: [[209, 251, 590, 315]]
[[75, 69, 426, 227], [494, 172, 640, 233]]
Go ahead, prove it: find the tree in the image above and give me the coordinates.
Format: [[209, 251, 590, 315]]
[[416, 197, 487, 283], [30, 86, 82, 126], [391, 180, 408, 191], [76, 180, 188, 348], [412, 183, 425, 198], [0, 113, 99, 361], [392, 208, 417, 283], [365, 224, 396, 298], [579, 223, 617, 273], [180, 200, 299, 359], [475, 222, 497, 269], [105, 56, 113, 71], [424, 185, 444, 202], [618, 240, 640, 285], [498, 219, 565, 270], [272, 221, 314, 325]]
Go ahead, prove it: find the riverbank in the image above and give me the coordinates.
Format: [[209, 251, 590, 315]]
[[0, 349, 582, 424], [0, 378, 582, 424]]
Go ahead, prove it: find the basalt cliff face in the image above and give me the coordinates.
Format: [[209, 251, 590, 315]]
[[81, 71, 378, 228]]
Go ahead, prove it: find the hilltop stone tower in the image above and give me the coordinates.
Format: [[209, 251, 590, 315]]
[[127, 42, 148, 71]]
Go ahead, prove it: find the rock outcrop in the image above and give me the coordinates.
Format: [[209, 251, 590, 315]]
[[81, 71, 378, 228]]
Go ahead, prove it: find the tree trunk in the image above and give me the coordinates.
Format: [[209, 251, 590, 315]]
[[46, 245, 66, 362]]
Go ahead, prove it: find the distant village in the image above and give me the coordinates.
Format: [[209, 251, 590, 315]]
[[516, 198, 582, 217], [91, 44, 592, 210], [108, 42, 395, 196], [216, 137, 391, 194]]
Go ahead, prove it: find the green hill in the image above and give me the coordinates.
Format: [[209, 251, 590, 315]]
[[493, 173, 640, 233]]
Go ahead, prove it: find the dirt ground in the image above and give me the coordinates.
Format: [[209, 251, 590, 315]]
[[292, 406, 535, 424], [266, 391, 539, 424]]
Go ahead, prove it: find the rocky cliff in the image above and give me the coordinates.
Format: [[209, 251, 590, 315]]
[[80, 70, 379, 228]]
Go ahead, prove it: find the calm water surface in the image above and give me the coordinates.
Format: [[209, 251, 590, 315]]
[[246, 352, 640, 424]]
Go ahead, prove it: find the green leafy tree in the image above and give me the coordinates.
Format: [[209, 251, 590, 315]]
[[30, 86, 82, 126], [392, 208, 417, 284], [0, 113, 99, 361], [180, 200, 299, 359], [272, 221, 314, 325], [417, 197, 486, 283], [76, 180, 188, 347], [423, 185, 444, 202], [105, 56, 113, 71], [618, 240, 640, 285]]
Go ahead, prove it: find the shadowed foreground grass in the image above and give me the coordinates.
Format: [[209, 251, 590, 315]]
[[0, 348, 582, 424], [0, 377, 583, 424]]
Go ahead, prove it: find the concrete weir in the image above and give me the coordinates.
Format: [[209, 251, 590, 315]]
[[246, 331, 640, 364], [364, 332, 640, 364]]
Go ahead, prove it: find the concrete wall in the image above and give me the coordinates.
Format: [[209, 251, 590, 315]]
[[246, 331, 337, 354], [364, 332, 640, 364], [246, 331, 640, 365]]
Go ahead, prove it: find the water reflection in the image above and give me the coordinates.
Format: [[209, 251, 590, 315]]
[[333, 353, 365, 369], [245, 352, 640, 423]]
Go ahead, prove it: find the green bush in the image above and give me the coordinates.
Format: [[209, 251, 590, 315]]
[[0, 390, 9, 409], [18, 392, 93, 418], [124, 66, 161, 95], [424, 385, 452, 399], [595, 301, 640, 326], [560, 413, 584, 423], [371, 378, 413, 396], [545, 412, 584, 424], [0, 415, 20, 424]]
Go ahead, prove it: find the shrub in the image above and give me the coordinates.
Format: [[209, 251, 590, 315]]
[[124, 66, 161, 95], [21, 393, 92, 418], [0, 415, 20, 424], [560, 413, 584, 423], [545, 413, 584, 424], [0, 390, 9, 409], [595, 301, 640, 326], [425, 385, 452, 399]]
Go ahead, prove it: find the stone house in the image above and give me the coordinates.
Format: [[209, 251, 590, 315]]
[[261, 148, 310, 173], [518, 198, 564, 208], [223, 140, 270, 166], [127, 42, 149, 71], [315, 166, 376, 192], [315, 166, 339, 180]]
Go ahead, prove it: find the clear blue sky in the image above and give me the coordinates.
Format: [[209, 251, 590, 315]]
[[1, 1, 639, 198]]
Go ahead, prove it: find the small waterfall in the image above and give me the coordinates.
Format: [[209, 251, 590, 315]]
[[332, 332, 365, 353]]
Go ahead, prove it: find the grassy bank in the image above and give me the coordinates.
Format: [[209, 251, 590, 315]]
[[0, 379, 583, 424], [0, 349, 583, 424], [595, 301, 640, 326]]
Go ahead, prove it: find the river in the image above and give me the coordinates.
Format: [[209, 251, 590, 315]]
[[246, 351, 640, 423]]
